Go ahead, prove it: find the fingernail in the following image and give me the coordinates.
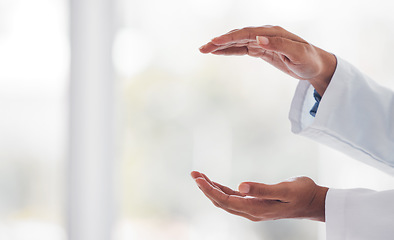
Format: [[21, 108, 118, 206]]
[[239, 183, 250, 193], [256, 36, 269, 45], [199, 45, 205, 50]]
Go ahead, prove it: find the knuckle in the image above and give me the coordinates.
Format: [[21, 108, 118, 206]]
[[254, 185, 268, 196], [244, 27, 257, 39], [273, 25, 283, 31], [296, 176, 315, 185], [302, 44, 310, 53], [217, 195, 230, 208], [299, 176, 311, 181]]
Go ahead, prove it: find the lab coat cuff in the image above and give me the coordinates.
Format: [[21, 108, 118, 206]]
[[288, 56, 346, 134], [325, 188, 348, 240]]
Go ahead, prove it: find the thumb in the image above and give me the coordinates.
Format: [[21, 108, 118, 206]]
[[256, 36, 307, 63], [238, 182, 288, 200]]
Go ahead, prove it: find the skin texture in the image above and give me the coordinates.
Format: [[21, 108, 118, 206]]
[[199, 25, 337, 96], [194, 26, 334, 222], [191, 171, 329, 222]]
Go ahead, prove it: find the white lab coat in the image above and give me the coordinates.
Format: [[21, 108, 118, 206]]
[[289, 57, 394, 240]]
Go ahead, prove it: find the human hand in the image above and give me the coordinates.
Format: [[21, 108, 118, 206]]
[[191, 171, 328, 222], [199, 26, 337, 95]]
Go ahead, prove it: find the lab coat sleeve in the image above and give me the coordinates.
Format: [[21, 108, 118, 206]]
[[326, 188, 394, 240], [288, 57, 394, 240], [289, 57, 394, 175]]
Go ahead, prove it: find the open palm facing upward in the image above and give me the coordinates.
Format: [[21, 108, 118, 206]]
[[191, 171, 328, 222]]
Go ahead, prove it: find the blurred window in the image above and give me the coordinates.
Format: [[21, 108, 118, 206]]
[[0, 0, 68, 239]]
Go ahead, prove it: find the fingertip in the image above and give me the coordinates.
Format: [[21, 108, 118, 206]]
[[199, 43, 213, 53], [256, 36, 269, 46], [199, 45, 207, 53], [190, 171, 201, 179], [199, 46, 212, 54], [195, 177, 207, 186], [238, 183, 250, 194], [210, 37, 220, 44]]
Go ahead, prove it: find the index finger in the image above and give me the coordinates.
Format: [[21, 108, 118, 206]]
[[211, 26, 307, 46], [195, 178, 275, 214], [195, 177, 248, 210], [195, 177, 286, 219]]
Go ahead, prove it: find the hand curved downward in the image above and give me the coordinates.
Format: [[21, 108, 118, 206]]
[[199, 26, 337, 95], [191, 171, 328, 222]]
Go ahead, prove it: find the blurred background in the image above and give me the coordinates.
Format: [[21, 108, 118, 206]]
[[1, 0, 394, 239]]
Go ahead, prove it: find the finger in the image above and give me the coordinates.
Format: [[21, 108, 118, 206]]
[[192, 171, 244, 196], [226, 28, 239, 34], [195, 177, 286, 219], [191, 171, 220, 189], [195, 174, 253, 216], [211, 47, 249, 56], [199, 173, 238, 196], [200, 172, 213, 183], [194, 177, 228, 205], [191, 170, 203, 179], [256, 36, 308, 63], [212, 181, 244, 196], [196, 177, 256, 211], [219, 206, 261, 221], [199, 42, 221, 54], [192, 172, 227, 196], [204, 194, 261, 221], [211, 26, 307, 46], [238, 181, 290, 201], [199, 173, 244, 197], [200, 173, 226, 194], [195, 181, 260, 221], [200, 41, 251, 54], [190, 171, 203, 179]]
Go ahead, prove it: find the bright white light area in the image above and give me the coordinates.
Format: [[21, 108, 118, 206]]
[[0, 221, 66, 240], [113, 29, 153, 79], [0, 0, 67, 239], [0, 0, 69, 98]]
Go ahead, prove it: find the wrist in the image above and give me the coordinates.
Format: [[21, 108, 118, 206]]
[[309, 50, 337, 96], [308, 185, 329, 222]]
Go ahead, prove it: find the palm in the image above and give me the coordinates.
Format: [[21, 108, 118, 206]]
[[192, 171, 327, 222]]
